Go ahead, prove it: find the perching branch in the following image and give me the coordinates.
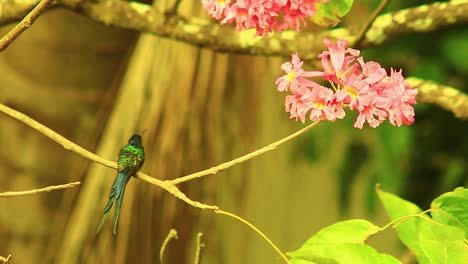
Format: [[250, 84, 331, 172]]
[[0, 254, 11, 264], [0, 0, 466, 60], [0, 182, 80, 197], [0, 0, 53, 51], [0, 103, 292, 263], [408, 77, 468, 119], [0, 103, 217, 210]]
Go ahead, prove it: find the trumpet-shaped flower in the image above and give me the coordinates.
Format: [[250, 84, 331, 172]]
[[276, 39, 418, 129]]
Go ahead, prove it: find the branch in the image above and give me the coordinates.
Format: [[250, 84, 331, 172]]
[[408, 77, 468, 119], [354, 0, 391, 47], [215, 209, 291, 264], [0, 104, 116, 169], [194, 233, 205, 264], [0, 0, 53, 51], [0, 182, 80, 198], [0, 103, 289, 263], [170, 121, 322, 185], [0, 103, 217, 210], [160, 229, 178, 264], [0, 254, 11, 264], [1, 0, 466, 60], [360, 1, 468, 48]]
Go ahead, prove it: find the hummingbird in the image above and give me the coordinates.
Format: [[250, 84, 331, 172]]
[[97, 134, 145, 235]]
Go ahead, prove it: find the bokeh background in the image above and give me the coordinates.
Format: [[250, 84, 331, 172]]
[[0, 0, 466, 263]]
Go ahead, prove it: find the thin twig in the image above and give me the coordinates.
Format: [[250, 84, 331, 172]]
[[0, 0, 53, 51], [0, 103, 116, 169], [194, 233, 204, 264], [215, 209, 291, 264], [0, 254, 11, 264], [354, 0, 391, 47], [165, 0, 183, 16], [170, 121, 322, 185], [0, 182, 80, 198], [160, 229, 178, 264]]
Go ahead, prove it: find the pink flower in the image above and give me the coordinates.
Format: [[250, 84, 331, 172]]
[[276, 39, 418, 129], [276, 53, 323, 92], [376, 69, 417, 126], [354, 102, 387, 128], [308, 87, 345, 122], [204, 0, 324, 36], [319, 39, 360, 85], [202, 0, 231, 20], [285, 86, 314, 123]]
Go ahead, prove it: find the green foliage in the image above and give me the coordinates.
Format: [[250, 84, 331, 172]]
[[430, 187, 468, 238], [377, 187, 468, 264], [377, 188, 430, 263], [311, 0, 353, 27], [288, 220, 399, 264], [288, 187, 468, 263]]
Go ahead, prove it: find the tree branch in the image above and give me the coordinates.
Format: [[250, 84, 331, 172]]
[[409, 77, 468, 120], [0, 0, 466, 60], [354, 0, 391, 47], [194, 233, 205, 264], [0, 254, 11, 264], [160, 229, 178, 264], [170, 121, 322, 185], [0, 0, 53, 51], [0, 103, 290, 263], [0, 103, 217, 210], [360, 1, 468, 48], [0, 182, 80, 197]]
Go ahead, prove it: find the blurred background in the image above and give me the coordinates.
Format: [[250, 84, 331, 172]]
[[0, 0, 466, 263]]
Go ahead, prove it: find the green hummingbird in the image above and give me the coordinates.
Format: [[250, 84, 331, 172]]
[[97, 134, 145, 235]]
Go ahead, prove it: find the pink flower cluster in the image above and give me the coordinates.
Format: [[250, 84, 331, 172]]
[[276, 39, 418, 129], [202, 0, 325, 36]]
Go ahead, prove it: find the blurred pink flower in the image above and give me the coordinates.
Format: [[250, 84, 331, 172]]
[[202, 0, 231, 20], [204, 0, 324, 36]]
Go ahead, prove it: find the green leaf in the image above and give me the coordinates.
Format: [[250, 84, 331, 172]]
[[288, 220, 380, 260], [290, 255, 340, 264], [431, 187, 468, 238], [311, 0, 353, 27], [291, 244, 400, 264], [419, 222, 468, 264], [377, 188, 430, 264]]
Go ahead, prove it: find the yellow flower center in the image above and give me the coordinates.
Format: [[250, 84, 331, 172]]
[[345, 86, 358, 98], [287, 71, 296, 82], [314, 102, 325, 109]]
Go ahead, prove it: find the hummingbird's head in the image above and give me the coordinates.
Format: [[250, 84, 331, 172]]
[[128, 135, 143, 147]]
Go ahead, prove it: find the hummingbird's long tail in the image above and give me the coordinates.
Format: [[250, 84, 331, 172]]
[[96, 168, 132, 235]]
